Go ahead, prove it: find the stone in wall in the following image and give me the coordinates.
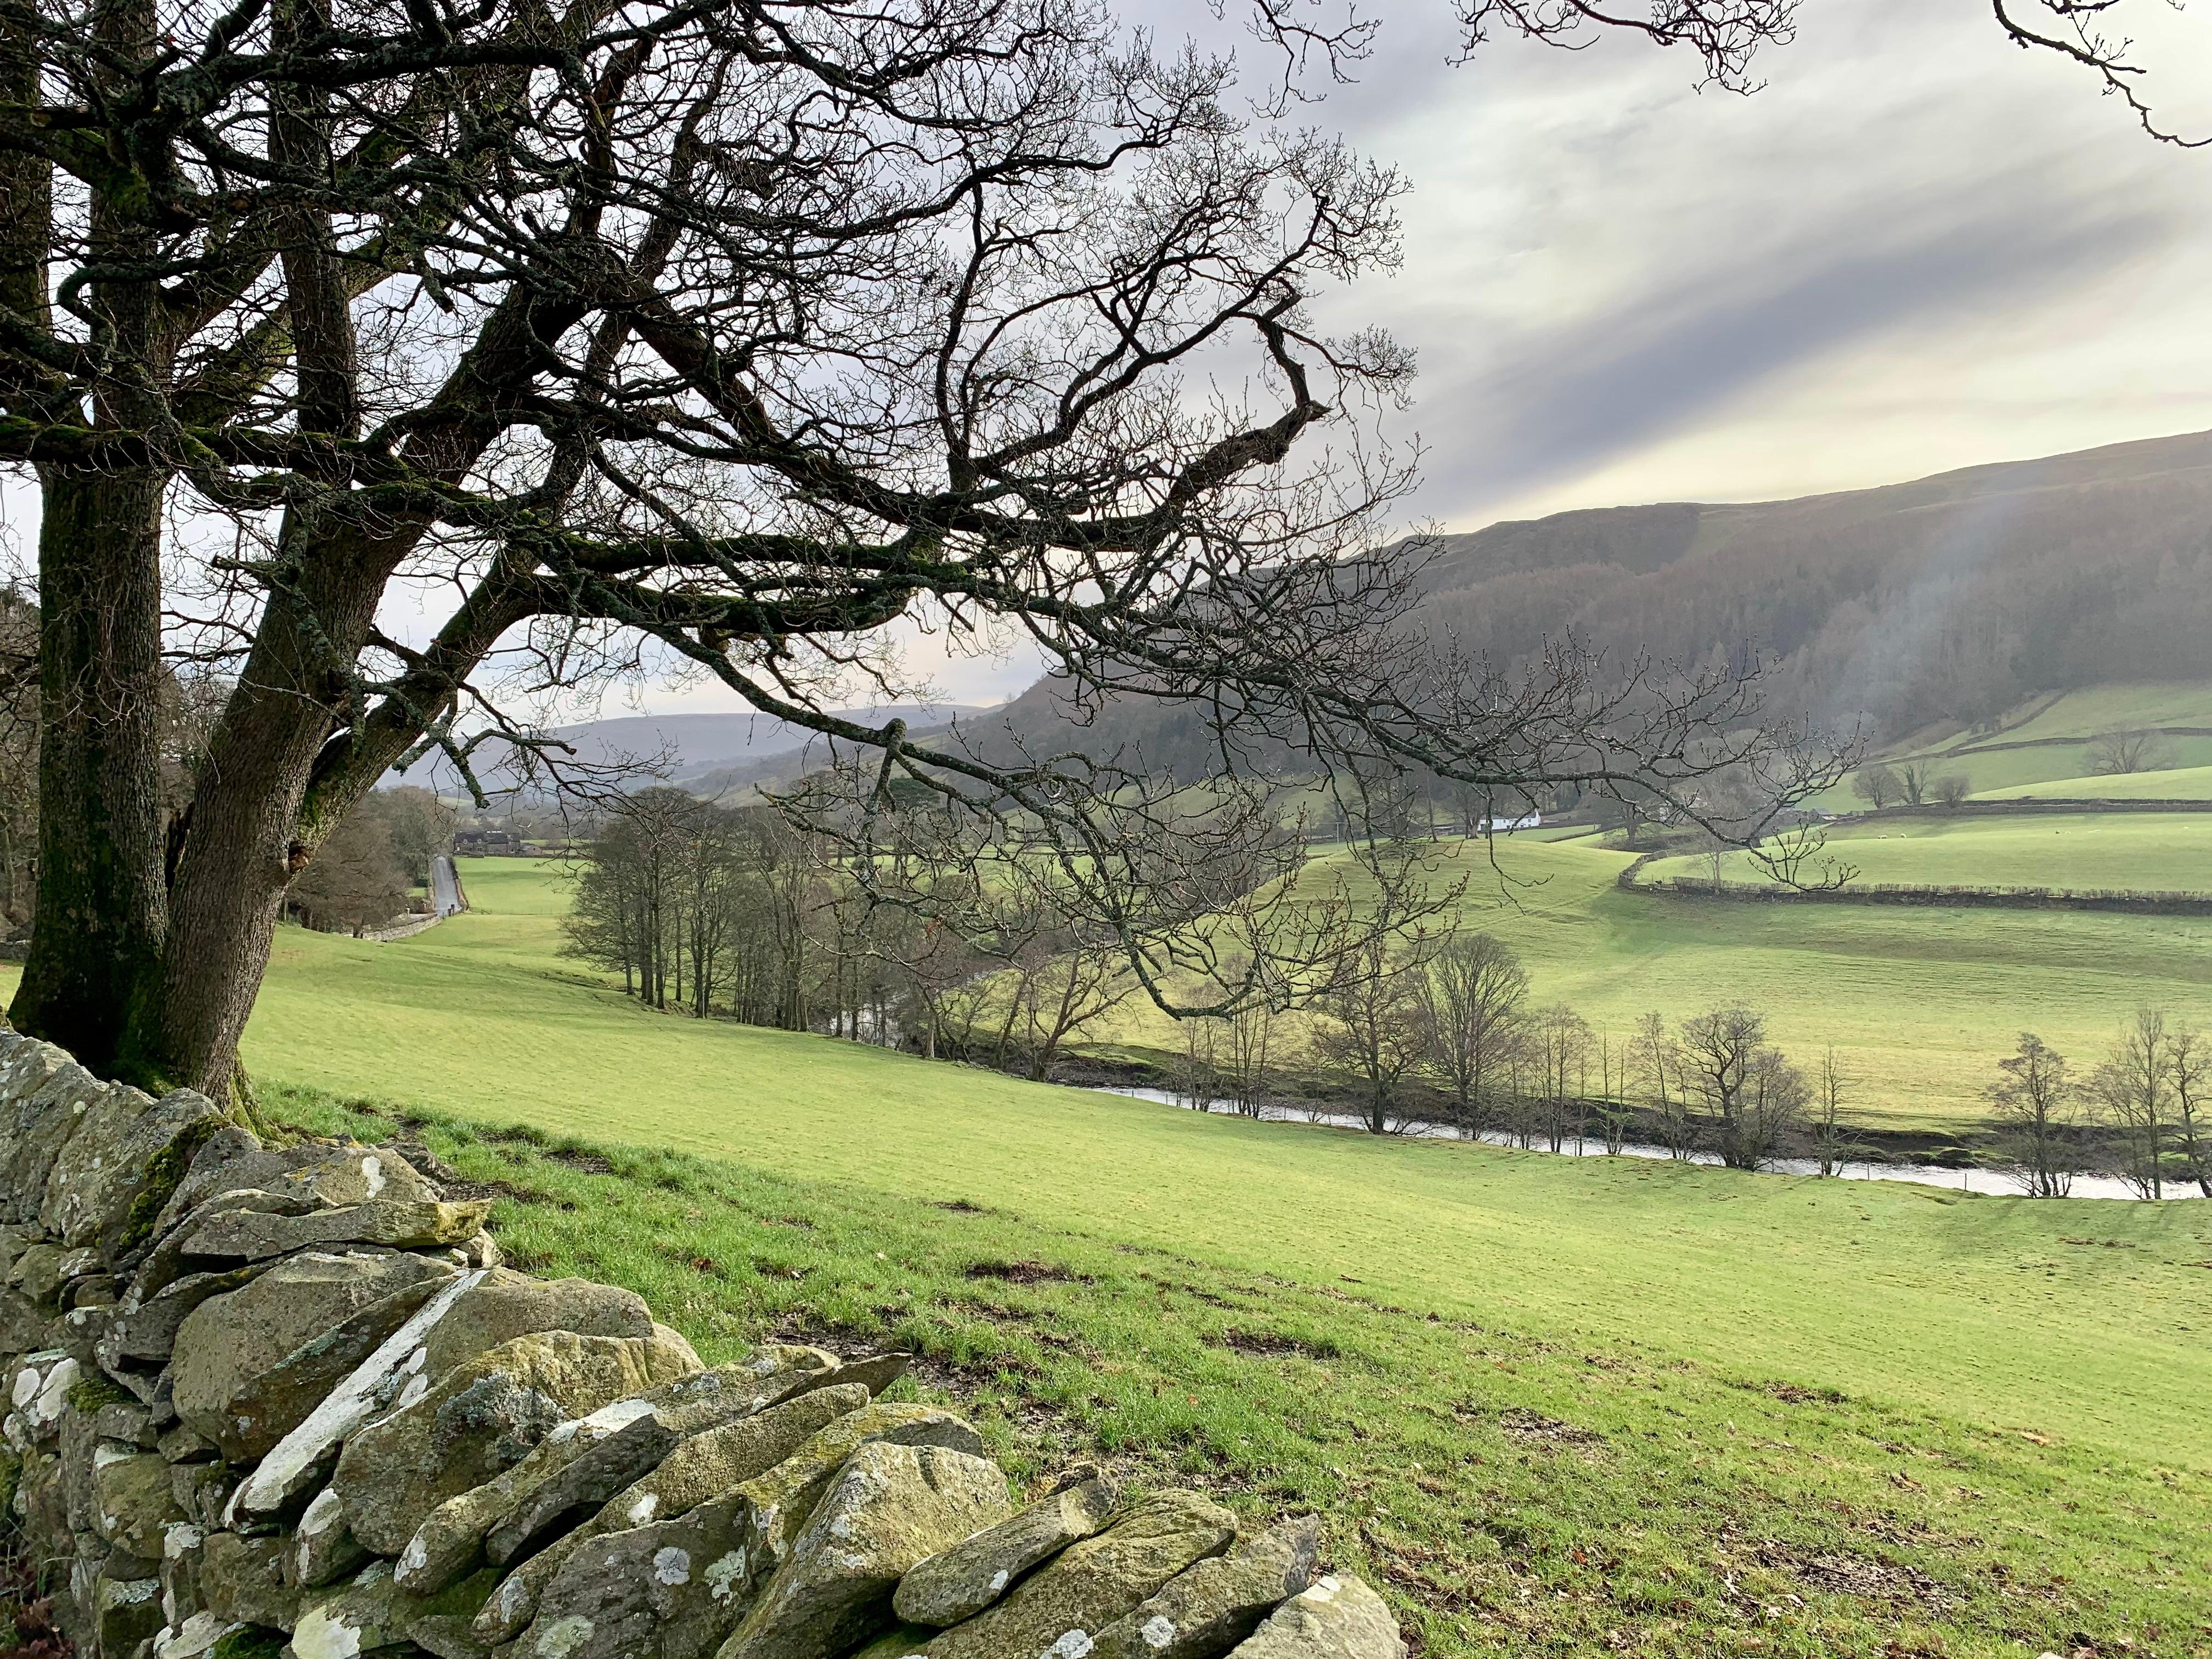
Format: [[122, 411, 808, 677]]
[[0, 1026, 1403, 1659]]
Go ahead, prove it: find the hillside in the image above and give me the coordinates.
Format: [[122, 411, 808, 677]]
[[149, 861, 2212, 1656], [439, 702, 988, 799], [992, 429, 2212, 767], [1079, 832, 2212, 1133]]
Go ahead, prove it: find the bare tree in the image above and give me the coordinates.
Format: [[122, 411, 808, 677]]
[[2169, 1024, 2212, 1200], [882, 904, 991, 1063], [1178, 1018, 1226, 1113], [1807, 1045, 1860, 1178], [1451, 0, 2212, 146], [1312, 939, 1433, 1133], [1019, 942, 1137, 1082], [1893, 760, 1930, 808], [2093, 1009, 2172, 1200], [1591, 1029, 1635, 1156], [1987, 1032, 2086, 1198], [1740, 1044, 1809, 1171], [286, 805, 409, 937], [1632, 1010, 1694, 1160], [1218, 1000, 1282, 1119], [1310, 865, 1442, 1137], [0, 0, 1854, 1103], [1678, 1004, 1802, 1170], [1418, 931, 1529, 1137], [367, 787, 459, 887], [2088, 729, 2168, 777], [1530, 1002, 1593, 1152], [1850, 764, 1899, 811], [1932, 774, 1971, 809]]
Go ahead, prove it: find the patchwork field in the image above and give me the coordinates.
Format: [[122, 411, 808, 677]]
[[217, 860, 2212, 1658], [1978, 763, 2212, 802], [1086, 834, 2212, 1131], [1637, 811, 2212, 895], [1803, 681, 2212, 805]]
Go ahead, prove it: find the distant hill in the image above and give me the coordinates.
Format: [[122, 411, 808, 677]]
[[459, 703, 988, 797], [554, 704, 981, 777], [993, 428, 2212, 765], [1410, 428, 2212, 738]]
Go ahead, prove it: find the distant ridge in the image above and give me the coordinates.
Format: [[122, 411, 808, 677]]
[[1406, 426, 2212, 735], [426, 702, 990, 798], [982, 426, 2212, 764]]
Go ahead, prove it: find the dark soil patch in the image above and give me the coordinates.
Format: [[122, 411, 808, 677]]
[[1215, 1329, 1339, 1360], [964, 1260, 1081, 1285], [934, 1199, 987, 1214], [1773, 1544, 1962, 1612], [1734, 1378, 1849, 1406], [1498, 1408, 1604, 1446], [438, 1176, 571, 1209]]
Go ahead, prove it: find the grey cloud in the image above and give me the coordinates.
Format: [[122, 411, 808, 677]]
[[1409, 171, 2174, 521]]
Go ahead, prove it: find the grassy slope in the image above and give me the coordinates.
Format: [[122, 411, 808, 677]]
[[1640, 813, 2212, 894], [240, 861, 2212, 1658], [1086, 837, 2212, 1131], [1802, 682, 2212, 805], [1978, 764, 2212, 802]]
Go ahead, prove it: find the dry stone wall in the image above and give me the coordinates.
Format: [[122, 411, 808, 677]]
[[0, 1030, 1402, 1659]]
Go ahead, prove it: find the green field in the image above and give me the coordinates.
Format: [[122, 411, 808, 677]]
[[224, 860, 2212, 1658], [1807, 682, 2212, 803], [1639, 811, 2212, 895], [1977, 764, 2212, 802], [1082, 834, 2212, 1131]]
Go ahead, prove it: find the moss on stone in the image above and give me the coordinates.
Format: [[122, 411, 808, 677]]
[[66, 1372, 133, 1414], [114, 1110, 228, 1257], [207, 1623, 288, 1659]]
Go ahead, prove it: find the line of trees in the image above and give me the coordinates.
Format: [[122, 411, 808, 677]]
[[1989, 1014, 2212, 1199], [1180, 925, 1841, 1171], [557, 790, 1851, 1175], [1852, 762, 1970, 810], [559, 788, 1146, 1079]]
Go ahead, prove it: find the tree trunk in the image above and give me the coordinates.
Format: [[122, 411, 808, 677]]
[[9, 470, 170, 1079], [149, 544, 389, 1096]]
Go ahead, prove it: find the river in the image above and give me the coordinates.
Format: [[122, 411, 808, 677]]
[[1087, 1086, 2193, 1202]]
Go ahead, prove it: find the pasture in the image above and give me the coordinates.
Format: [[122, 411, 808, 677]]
[[1091, 833, 2212, 1132], [1977, 763, 2212, 802], [225, 860, 2212, 1657], [1638, 811, 2212, 895], [1816, 681, 2212, 802]]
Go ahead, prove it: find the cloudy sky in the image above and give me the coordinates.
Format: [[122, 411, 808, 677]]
[[1307, 0, 2212, 532], [629, 0, 2212, 716]]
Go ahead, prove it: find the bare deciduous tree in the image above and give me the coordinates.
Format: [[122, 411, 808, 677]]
[[1633, 1009, 1694, 1161], [2168, 1024, 2211, 1200], [1987, 1032, 2085, 1198], [2094, 1009, 2172, 1201], [0, 0, 1852, 1103], [1418, 930, 1528, 1137], [1452, 0, 2212, 146], [1678, 1003, 1801, 1170], [1219, 1000, 1282, 1119], [2088, 729, 2168, 777], [286, 806, 408, 937], [1808, 1045, 1860, 1178], [1850, 764, 1899, 811], [1529, 1002, 1593, 1153]]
